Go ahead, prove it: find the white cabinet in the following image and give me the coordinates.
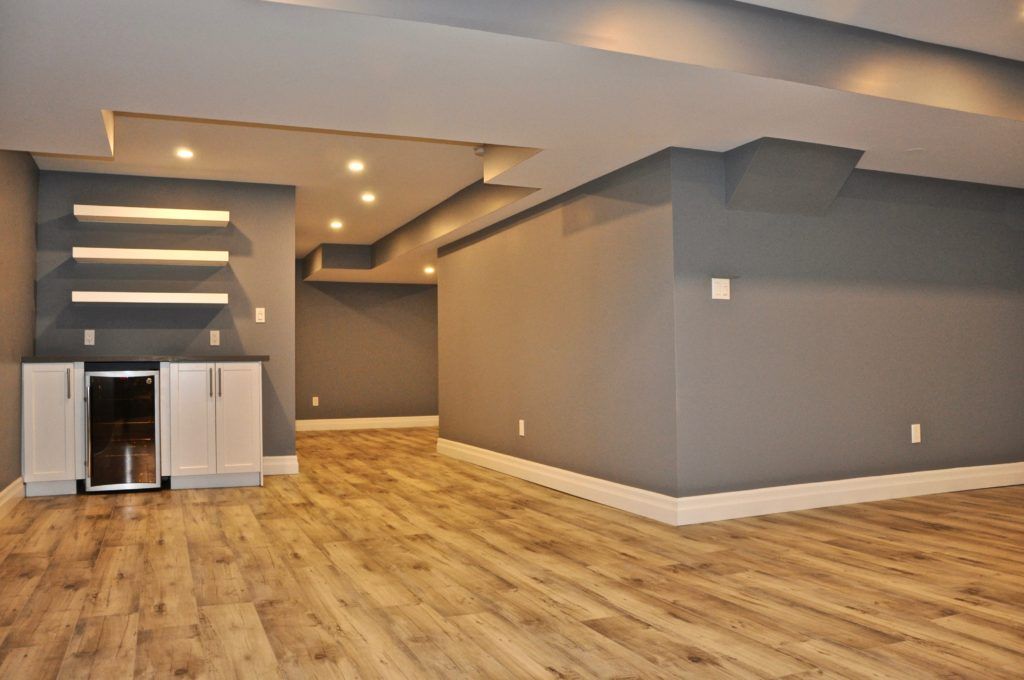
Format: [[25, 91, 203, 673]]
[[215, 363, 263, 474], [22, 363, 79, 493], [169, 362, 217, 476], [169, 361, 262, 485]]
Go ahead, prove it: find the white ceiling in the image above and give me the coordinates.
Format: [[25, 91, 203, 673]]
[[34, 115, 483, 256], [738, 0, 1024, 62], [3, 0, 1022, 282]]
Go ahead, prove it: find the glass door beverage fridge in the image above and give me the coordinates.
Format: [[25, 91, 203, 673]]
[[85, 369, 161, 492]]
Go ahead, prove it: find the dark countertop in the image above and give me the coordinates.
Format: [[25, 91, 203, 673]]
[[23, 355, 269, 363]]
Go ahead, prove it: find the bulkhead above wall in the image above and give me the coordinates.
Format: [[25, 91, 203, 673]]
[[724, 137, 864, 215]]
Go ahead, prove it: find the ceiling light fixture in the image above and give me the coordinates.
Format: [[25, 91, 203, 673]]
[[361, 192, 376, 203], [347, 160, 365, 173], [175, 147, 194, 159], [329, 220, 343, 230], [424, 266, 435, 274]]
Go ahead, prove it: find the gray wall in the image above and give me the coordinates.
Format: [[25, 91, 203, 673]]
[[439, 154, 680, 495], [35, 172, 296, 456], [671, 149, 1024, 495], [438, 147, 1024, 498], [0, 151, 38, 488], [295, 268, 438, 420]]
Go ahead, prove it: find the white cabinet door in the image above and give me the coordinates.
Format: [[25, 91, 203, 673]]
[[214, 362, 262, 474], [169, 362, 217, 476], [22, 363, 76, 482]]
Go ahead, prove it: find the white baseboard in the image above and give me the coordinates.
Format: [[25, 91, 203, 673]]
[[296, 415, 439, 432], [436, 438, 1024, 526], [263, 455, 299, 475], [676, 461, 1024, 525], [0, 476, 25, 517], [436, 439, 679, 523]]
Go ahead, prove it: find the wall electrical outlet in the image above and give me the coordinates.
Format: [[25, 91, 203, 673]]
[[312, 396, 319, 407], [255, 307, 266, 323], [711, 277, 731, 300], [210, 330, 220, 346], [518, 419, 525, 437], [84, 329, 95, 346], [911, 423, 922, 444]]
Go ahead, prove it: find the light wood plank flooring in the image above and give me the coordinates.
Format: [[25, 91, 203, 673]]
[[0, 427, 1022, 678]]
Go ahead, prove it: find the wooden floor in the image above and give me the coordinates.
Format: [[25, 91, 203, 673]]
[[0, 428, 1022, 678]]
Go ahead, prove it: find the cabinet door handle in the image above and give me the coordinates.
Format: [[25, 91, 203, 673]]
[[209, 368, 213, 398], [66, 368, 71, 399], [218, 368, 223, 397]]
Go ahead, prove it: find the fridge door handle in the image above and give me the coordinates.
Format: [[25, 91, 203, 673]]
[[209, 367, 213, 398], [218, 368, 222, 397], [66, 368, 71, 399]]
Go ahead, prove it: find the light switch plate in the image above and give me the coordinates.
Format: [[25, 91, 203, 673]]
[[84, 329, 95, 346], [518, 419, 525, 437], [711, 278, 731, 300], [210, 330, 220, 346], [911, 423, 922, 444], [312, 396, 319, 407], [255, 307, 266, 323]]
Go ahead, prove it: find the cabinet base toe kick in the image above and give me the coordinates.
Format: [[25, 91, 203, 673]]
[[170, 472, 261, 490], [25, 480, 79, 498], [26, 475, 263, 497]]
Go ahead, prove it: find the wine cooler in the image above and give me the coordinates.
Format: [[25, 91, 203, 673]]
[[85, 368, 161, 492]]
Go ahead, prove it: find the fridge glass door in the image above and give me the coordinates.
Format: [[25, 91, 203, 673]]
[[87, 372, 160, 491]]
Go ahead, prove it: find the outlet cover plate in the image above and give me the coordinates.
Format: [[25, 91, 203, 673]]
[[711, 278, 731, 300]]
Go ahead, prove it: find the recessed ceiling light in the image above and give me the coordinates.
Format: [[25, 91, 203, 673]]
[[361, 192, 376, 203], [175, 147, 194, 159], [347, 160, 365, 173], [905, 147, 926, 153], [329, 220, 343, 230], [424, 266, 435, 274]]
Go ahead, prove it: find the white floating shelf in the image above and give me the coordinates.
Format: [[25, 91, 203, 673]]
[[73, 247, 229, 267], [73, 204, 230, 227], [71, 291, 229, 305]]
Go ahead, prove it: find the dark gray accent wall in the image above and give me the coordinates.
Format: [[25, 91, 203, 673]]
[[672, 148, 1024, 495], [302, 243, 374, 281], [318, 244, 374, 271], [0, 151, 38, 488], [35, 172, 296, 456], [438, 154, 679, 495], [295, 266, 437, 420], [724, 138, 863, 215]]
